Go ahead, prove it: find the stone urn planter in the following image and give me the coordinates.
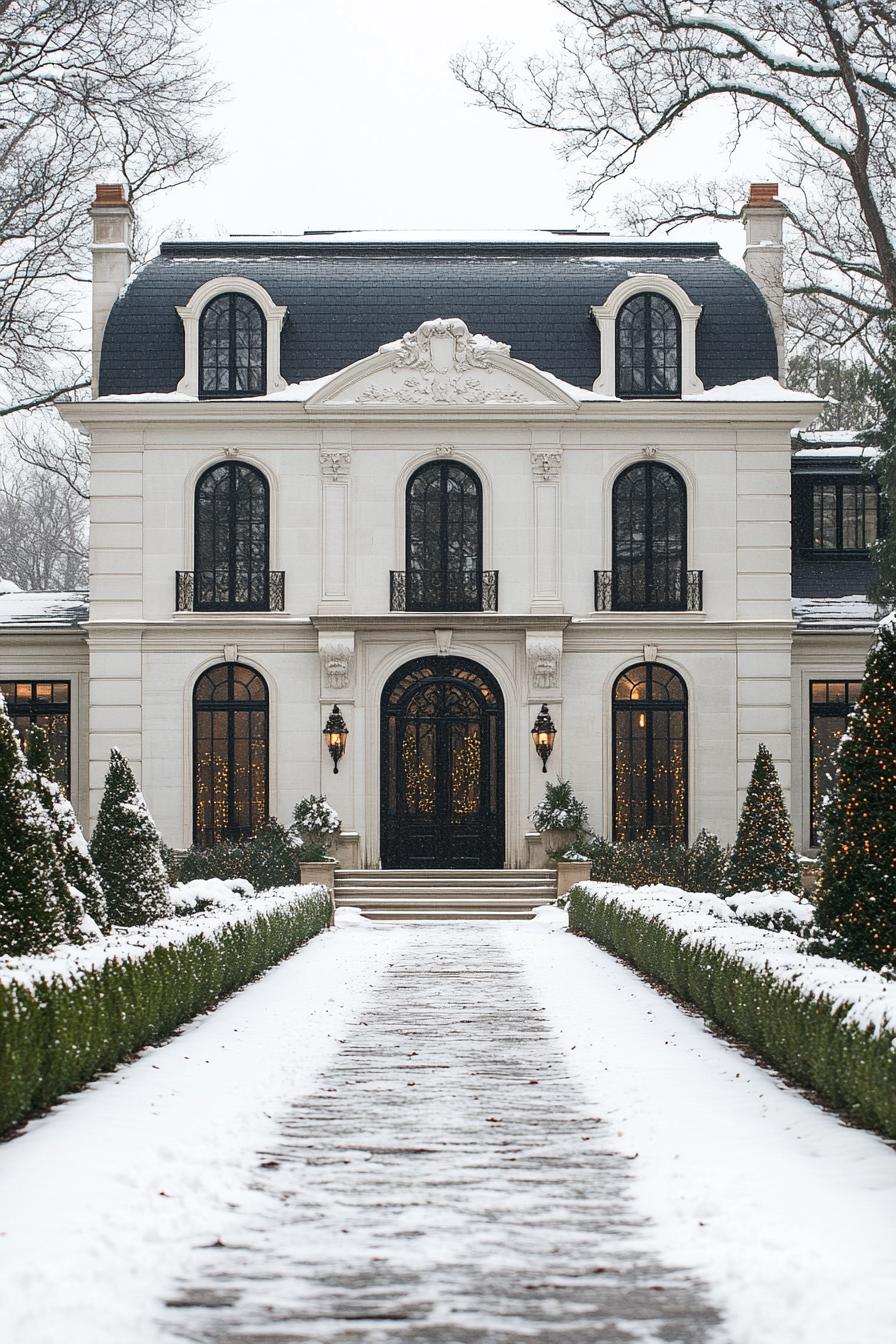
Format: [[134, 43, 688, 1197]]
[[300, 857, 338, 926], [538, 828, 578, 862]]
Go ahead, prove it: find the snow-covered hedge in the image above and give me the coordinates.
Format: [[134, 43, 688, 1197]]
[[0, 883, 330, 1135], [568, 881, 896, 1139]]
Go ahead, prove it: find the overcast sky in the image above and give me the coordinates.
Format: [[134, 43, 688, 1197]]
[[142, 0, 773, 265]]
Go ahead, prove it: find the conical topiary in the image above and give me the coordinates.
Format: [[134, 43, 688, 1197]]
[[90, 749, 171, 925], [0, 695, 68, 955], [815, 620, 896, 969], [26, 727, 109, 935], [727, 744, 802, 896]]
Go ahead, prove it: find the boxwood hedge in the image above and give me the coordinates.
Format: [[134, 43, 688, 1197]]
[[0, 887, 330, 1136], [568, 883, 896, 1140]]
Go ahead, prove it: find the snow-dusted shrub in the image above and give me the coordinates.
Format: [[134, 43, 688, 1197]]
[[26, 726, 108, 934], [0, 884, 331, 1135], [726, 889, 816, 934], [568, 881, 896, 1140], [171, 819, 299, 890], [169, 878, 254, 914], [585, 829, 729, 894], [90, 750, 171, 925], [0, 695, 68, 955]]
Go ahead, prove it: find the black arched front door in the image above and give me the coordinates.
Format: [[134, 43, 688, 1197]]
[[381, 657, 504, 869]]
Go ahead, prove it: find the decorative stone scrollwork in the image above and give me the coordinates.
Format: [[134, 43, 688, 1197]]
[[353, 318, 525, 406], [320, 449, 351, 481], [434, 443, 454, 457], [641, 445, 658, 459], [528, 641, 561, 690], [319, 636, 355, 690], [530, 449, 563, 482]]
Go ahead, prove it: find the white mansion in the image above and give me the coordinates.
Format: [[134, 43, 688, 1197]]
[[0, 184, 880, 866]]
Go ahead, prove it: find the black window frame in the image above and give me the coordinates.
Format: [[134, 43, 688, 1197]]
[[405, 460, 484, 612], [193, 461, 270, 611], [809, 679, 863, 846], [198, 292, 266, 399], [612, 663, 688, 845], [1, 679, 71, 791], [612, 461, 688, 611], [807, 475, 881, 554], [192, 662, 269, 848], [615, 291, 682, 399]]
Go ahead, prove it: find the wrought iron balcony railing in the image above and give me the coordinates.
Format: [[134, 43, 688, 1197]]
[[594, 569, 703, 613], [390, 570, 499, 613], [175, 571, 285, 613]]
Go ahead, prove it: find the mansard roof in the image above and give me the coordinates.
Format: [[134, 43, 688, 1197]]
[[98, 234, 779, 397]]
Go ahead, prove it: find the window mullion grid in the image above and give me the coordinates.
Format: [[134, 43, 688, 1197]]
[[645, 666, 655, 834], [226, 664, 236, 840], [439, 463, 449, 609], [644, 464, 655, 608]]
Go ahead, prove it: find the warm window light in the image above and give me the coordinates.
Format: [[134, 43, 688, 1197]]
[[531, 704, 557, 773], [323, 704, 349, 773]]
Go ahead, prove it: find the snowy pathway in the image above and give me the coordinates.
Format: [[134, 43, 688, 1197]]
[[2, 916, 895, 1344], [164, 921, 718, 1342]]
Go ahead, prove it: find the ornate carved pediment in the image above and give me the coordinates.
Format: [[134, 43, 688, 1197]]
[[307, 318, 579, 409]]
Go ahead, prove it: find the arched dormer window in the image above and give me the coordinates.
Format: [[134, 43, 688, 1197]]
[[194, 462, 269, 610], [612, 462, 686, 610], [616, 293, 680, 398], [199, 293, 265, 397], [193, 663, 268, 846], [613, 662, 687, 843], [405, 460, 483, 611], [176, 277, 287, 397], [591, 275, 703, 397]]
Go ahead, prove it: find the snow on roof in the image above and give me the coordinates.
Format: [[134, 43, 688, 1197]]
[[791, 428, 878, 459], [793, 595, 879, 632], [0, 589, 88, 629], [685, 377, 821, 403]]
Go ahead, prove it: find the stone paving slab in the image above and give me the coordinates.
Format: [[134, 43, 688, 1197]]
[[162, 923, 722, 1342]]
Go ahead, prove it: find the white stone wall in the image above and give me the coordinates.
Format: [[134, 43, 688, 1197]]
[[61, 372, 814, 857]]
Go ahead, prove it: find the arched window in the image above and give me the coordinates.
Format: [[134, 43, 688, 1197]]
[[613, 663, 687, 844], [194, 462, 269, 610], [612, 462, 686, 610], [199, 293, 265, 397], [193, 663, 268, 847], [406, 461, 483, 611], [616, 292, 680, 397]]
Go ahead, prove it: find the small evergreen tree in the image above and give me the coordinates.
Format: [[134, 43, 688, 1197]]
[[726, 744, 802, 896], [815, 621, 896, 969], [868, 318, 896, 609], [90, 749, 171, 925], [0, 696, 68, 955], [26, 727, 109, 934]]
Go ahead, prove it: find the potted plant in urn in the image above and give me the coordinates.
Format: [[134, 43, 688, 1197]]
[[292, 796, 341, 915], [531, 779, 590, 861]]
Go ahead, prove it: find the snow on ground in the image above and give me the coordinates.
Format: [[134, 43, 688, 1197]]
[[504, 916, 896, 1344], [0, 918, 406, 1344]]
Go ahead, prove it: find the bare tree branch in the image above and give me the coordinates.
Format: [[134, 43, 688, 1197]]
[[454, 1, 896, 359], [0, 0, 223, 415]]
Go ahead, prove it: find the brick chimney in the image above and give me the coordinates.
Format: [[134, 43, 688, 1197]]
[[741, 182, 786, 378], [89, 184, 134, 396]]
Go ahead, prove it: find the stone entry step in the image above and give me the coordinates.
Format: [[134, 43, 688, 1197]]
[[334, 868, 557, 921]]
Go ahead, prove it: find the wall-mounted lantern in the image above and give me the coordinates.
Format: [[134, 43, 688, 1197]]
[[323, 704, 349, 773], [530, 703, 556, 773]]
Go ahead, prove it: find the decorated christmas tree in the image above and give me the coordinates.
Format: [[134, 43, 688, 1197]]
[[90, 749, 171, 925], [26, 727, 109, 935], [727, 744, 802, 895], [0, 695, 68, 955], [815, 620, 896, 969]]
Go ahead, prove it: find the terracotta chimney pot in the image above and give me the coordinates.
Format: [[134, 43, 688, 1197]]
[[93, 183, 127, 206], [747, 182, 779, 206]]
